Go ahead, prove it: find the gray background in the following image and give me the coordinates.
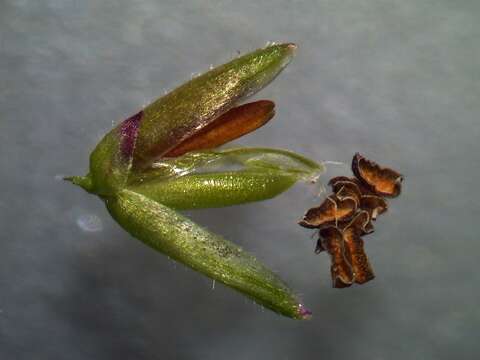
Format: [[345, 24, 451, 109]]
[[1, 0, 478, 359]]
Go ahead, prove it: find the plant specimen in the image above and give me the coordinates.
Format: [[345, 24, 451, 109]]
[[66, 43, 403, 318], [66, 43, 322, 319]]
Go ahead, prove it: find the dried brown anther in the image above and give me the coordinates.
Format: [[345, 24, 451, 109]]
[[341, 211, 375, 284], [299, 195, 357, 229], [352, 153, 403, 197], [300, 153, 402, 289], [319, 227, 354, 288]]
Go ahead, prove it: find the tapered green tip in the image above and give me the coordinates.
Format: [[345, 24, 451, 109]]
[[64, 175, 94, 193]]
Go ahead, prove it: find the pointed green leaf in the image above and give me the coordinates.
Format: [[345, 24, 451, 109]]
[[106, 189, 310, 319]]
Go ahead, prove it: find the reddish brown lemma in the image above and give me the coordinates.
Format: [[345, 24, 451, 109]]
[[352, 153, 403, 197], [165, 100, 275, 157]]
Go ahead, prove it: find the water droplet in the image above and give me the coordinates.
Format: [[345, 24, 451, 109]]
[[76, 214, 103, 232]]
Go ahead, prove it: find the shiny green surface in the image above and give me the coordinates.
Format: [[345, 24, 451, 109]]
[[128, 146, 324, 209], [87, 43, 297, 193], [128, 147, 324, 185], [89, 127, 130, 195], [106, 189, 305, 319], [128, 171, 297, 209], [211, 147, 323, 179], [136, 44, 296, 166]]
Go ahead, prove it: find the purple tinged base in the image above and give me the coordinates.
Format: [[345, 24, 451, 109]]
[[120, 110, 143, 161], [298, 304, 312, 319]]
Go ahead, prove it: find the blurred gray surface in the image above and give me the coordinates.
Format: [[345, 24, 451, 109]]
[[1, 0, 479, 359]]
